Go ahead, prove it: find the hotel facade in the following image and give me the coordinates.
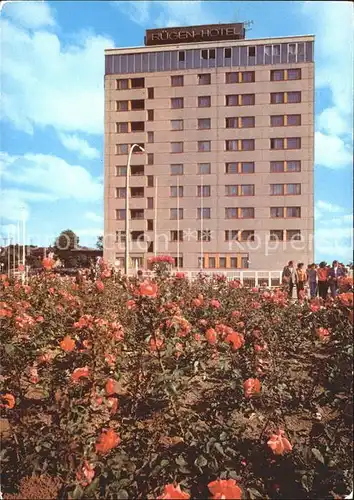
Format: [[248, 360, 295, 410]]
[[104, 23, 314, 271]]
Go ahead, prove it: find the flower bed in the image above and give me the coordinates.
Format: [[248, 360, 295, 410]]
[[0, 271, 353, 499]]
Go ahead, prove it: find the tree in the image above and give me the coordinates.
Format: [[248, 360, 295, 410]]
[[96, 235, 103, 251], [54, 230, 79, 251]]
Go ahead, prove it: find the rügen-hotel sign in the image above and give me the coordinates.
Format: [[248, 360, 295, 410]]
[[145, 23, 245, 46]]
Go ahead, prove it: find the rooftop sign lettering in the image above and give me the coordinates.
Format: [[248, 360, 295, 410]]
[[145, 23, 245, 46]]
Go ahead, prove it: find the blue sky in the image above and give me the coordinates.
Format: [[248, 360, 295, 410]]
[[0, 0, 353, 261]]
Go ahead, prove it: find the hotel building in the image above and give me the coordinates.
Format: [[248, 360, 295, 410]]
[[104, 23, 314, 271]]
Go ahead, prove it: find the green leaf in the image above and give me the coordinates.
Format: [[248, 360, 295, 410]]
[[301, 474, 312, 492], [176, 454, 188, 467], [4, 344, 15, 355], [194, 455, 207, 468], [160, 459, 169, 468], [311, 448, 325, 464], [214, 442, 226, 457], [247, 487, 264, 499], [85, 477, 99, 495], [117, 490, 129, 500]]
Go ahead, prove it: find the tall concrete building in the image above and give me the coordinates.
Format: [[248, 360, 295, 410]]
[[104, 23, 314, 271]]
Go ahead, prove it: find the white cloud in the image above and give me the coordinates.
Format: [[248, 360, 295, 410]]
[[316, 200, 344, 214], [315, 131, 352, 169], [85, 211, 104, 223], [2, 1, 55, 29], [58, 133, 100, 160], [0, 16, 114, 135], [1, 152, 102, 203], [317, 107, 350, 138]]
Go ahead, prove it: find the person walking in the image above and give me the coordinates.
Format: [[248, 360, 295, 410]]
[[317, 261, 329, 300], [328, 260, 344, 298], [296, 262, 307, 299], [282, 260, 297, 299], [307, 263, 317, 298]]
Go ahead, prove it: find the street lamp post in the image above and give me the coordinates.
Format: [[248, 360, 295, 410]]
[[125, 144, 145, 275]]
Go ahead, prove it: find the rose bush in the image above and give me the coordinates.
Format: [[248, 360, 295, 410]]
[[0, 270, 353, 499]]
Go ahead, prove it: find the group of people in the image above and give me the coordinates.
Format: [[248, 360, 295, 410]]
[[282, 260, 349, 300]]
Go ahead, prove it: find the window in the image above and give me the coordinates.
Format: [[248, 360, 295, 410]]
[[240, 230, 255, 242], [131, 165, 144, 176], [241, 116, 255, 128], [198, 118, 211, 130], [117, 122, 129, 133], [147, 131, 154, 143], [209, 257, 216, 268], [171, 119, 183, 131], [230, 257, 238, 268], [241, 139, 255, 151], [198, 141, 211, 152], [271, 115, 285, 127], [240, 184, 255, 196], [241, 162, 255, 173], [270, 138, 284, 150], [116, 231, 126, 243], [178, 51, 185, 62], [241, 71, 255, 82], [131, 187, 144, 198], [286, 230, 301, 241], [225, 162, 238, 174], [148, 242, 154, 253], [226, 140, 237, 151], [198, 73, 211, 85], [201, 49, 208, 60], [286, 207, 301, 218], [287, 137, 301, 149], [286, 183, 301, 195], [225, 208, 238, 219], [287, 160, 301, 172], [198, 230, 211, 242], [198, 256, 205, 268], [116, 166, 127, 176], [131, 231, 144, 242], [131, 209, 144, 220], [117, 144, 129, 154], [170, 186, 184, 197], [173, 256, 184, 268], [171, 142, 183, 153], [270, 184, 284, 195], [270, 207, 284, 218], [287, 68, 301, 80], [147, 220, 153, 231], [287, 114, 301, 126], [248, 46, 256, 57], [198, 208, 211, 219], [225, 185, 238, 196], [115, 209, 126, 221], [147, 153, 154, 165], [171, 97, 184, 109], [270, 70, 284, 81], [240, 207, 255, 218], [170, 164, 183, 175], [198, 96, 211, 107], [116, 187, 126, 198], [209, 49, 215, 59], [147, 88, 154, 99], [270, 161, 284, 173], [170, 230, 183, 242], [147, 109, 154, 121], [131, 121, 145, 132], [224, 48, 231, 59], [270, 92, 284, 104], [147, 198, 153, 209], [225, 230, 239, 241], [218, 257, 226, 268], [241, 94, 255, 105], [226, 95, 238, 106], [131, 99, 145, 110], [117, 100, 129, 111], [171, 75, 184, 87], [226, 117, 238, 128], [202, 49, 215, 60], [273, 45, 281, 57], [198, 163, 211, 174], [117, 79, 129, 90], [197, 185, 211, 197], [270, 230, 284, 241], [170, 208, 183, 219], [287, 91, 301, 103], [226, 72, 238, 84], [131, 77, 145, 89], [147, 175, 154, 187]]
